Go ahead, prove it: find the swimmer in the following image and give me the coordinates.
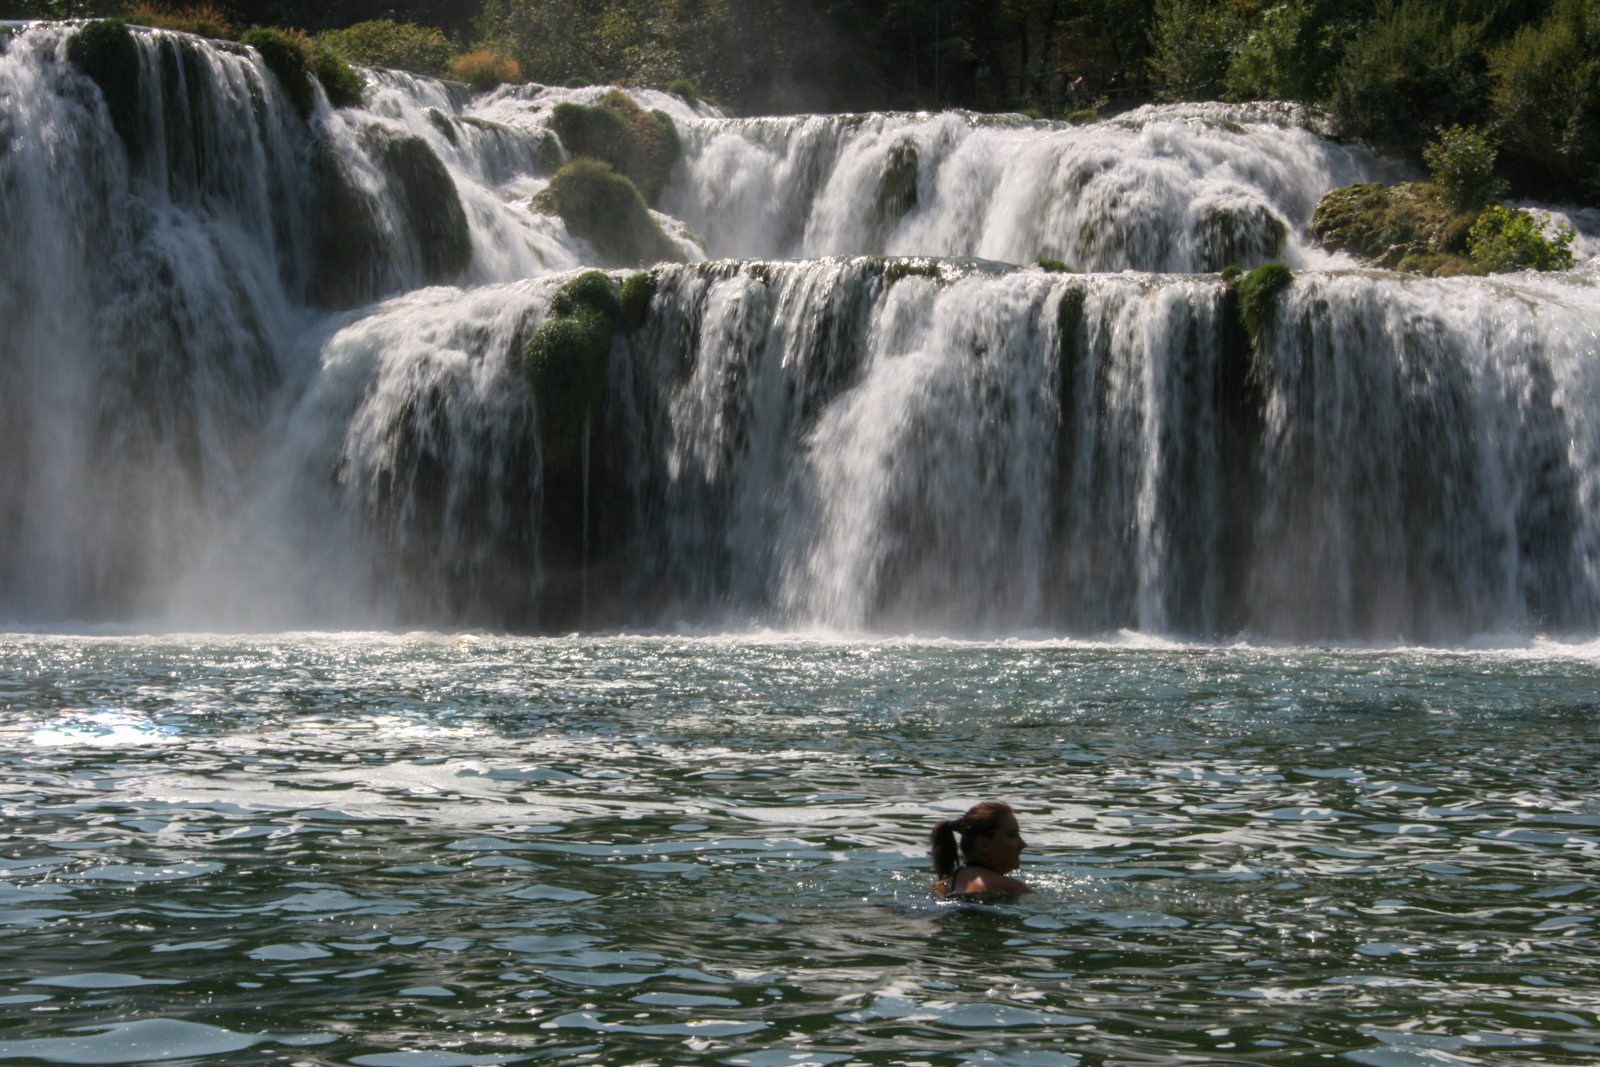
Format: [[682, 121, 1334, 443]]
[[930, 800, 1032, 897]]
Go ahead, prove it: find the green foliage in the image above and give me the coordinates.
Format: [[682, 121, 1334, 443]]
[[380, 132, 472, 280], [1312, 181, 1478, 271], [1065, 109, 1098, 124], [1328, 0, 1488, 146], [317, 19, 455, 77], [123, 3, 233, 39], [535, 158, 685, 267], [1035, 258, 1075, 272], [241, 26, 315, 114], [1487, 0, 1600, 187], [620, 271, 656, 332], [564, 76, 590, 88], [525, 271, 620, 465], [1152, 0, 1249, 100], [1220, 264, 1243, 282], [1233, 262, 1293, 340], [666, 77, 697, 102], [1225, 0, 1347, 101], [1422, 125, 1508, 211], [66, 19, 143, 159], [548, 91, 681, 206], [1468, 205, 1577, 271], [310, 42, 365, 107]]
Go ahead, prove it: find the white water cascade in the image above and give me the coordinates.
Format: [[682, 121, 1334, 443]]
[[3, 21, 1598, 641]]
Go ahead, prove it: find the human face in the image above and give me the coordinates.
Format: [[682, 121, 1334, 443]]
[[971, 812, 1026, 874]]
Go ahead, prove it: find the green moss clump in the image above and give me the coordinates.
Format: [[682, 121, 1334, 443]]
[[536, 158, 686, 268], [882, 258, 941, 286], [241, 26, 315, 114], [1219, 264, 1243, 282], [1066, 109, 1098, 125], [1035, 258, 1075, 273], [525, 271, 621, 465], [380, 132, 472, 281], [564, 76, 589, 89], [67, 20, 144, 161], [620, 271, 656, 332], [1233, 263, 1293, 341], [548, 91, 682, 206], [1312, 182, 1479, 273], [667, 77, 698, 102]]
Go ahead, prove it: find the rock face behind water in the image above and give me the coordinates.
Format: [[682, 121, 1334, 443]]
[[1312, 182, 1478, 275]]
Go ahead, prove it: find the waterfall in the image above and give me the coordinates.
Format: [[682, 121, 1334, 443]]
[[2, 22, 1597, 642]]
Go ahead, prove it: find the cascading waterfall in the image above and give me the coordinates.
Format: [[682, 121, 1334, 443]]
[[2, 20, 1597, 641]]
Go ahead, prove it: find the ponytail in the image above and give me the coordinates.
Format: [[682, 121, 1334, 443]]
[[929, 818, 961, 877]]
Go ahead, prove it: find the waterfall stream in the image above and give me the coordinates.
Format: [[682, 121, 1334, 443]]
[[3, 20, 1597, 641]]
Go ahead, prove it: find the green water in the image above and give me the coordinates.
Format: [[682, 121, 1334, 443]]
[[1, 634, 1598, 1066]]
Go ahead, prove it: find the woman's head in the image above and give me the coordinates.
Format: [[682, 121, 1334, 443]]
[[929, 800, 1027, 877]]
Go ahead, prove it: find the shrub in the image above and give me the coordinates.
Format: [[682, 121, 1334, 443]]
[[317, 20, 454, 78], [1423, 125, 1509, 211], [535, 158, 686, 267], [1487, 4, 1600, 187], [122, 3, 232, 39], [666, 77, 697, 102], [1328, 0, 1488, 146], [241, 26, 314, 113], [66, 19, 143, 158], [548, 91, 681, 206], [564, 76, 589, 88], [454, 50, 521, 92], [1220, 263, 1243, 282], [1233, 262, 1293, 340], [620, 271, 655, 332], [310, 42, 364, 108], [1468, 205, 1576, 271], [525, 271, 621, 465], [1151, 0, 1250, 101]]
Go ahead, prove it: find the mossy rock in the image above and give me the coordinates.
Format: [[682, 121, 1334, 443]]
[[1312, 182, 1478, 274], [881, 258, 940, 286], [877, 138, 919, 233], [1232, 263, 1293, 341], [548, 92, 681, 206], [525, 272, 621, 465], [620, 271, 656, 332], [67, 20, 143, 162], [1196, 202, 1287, 272], [379, 132, 472, 281], [1035, 258, 1075, 273], [425, 107, 459, 145], [310, 44, 364, 108], [537, 158, 685, 268]]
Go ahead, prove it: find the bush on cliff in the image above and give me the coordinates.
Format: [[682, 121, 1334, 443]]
[[525, 271, 620, 465], [1487, 0, 1600, 189], [548, 91, 681, 206], [66, 19, 143, 158], [317, 19, 454, 78], [1469, 205, 1577, 271], [241, 26, 362, 112], [534, 158, 685, 268], [454, 50, 521, 92], [123, 3, 232, 39]]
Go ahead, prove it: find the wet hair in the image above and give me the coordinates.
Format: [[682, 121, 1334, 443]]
[[929, 800, 1016, 878]]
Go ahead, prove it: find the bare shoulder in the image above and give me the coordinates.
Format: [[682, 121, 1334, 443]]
[[949, 867, 1032, 896]]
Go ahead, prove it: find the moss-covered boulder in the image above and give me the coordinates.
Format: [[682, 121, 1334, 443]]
[[1312, 182, 1479, 275], [67, 20, 144, 161], [241, 26, 363, 115], [525, 271, 620, 465], [620, 271, 656, 333], [534, 158, 686, 268], [1196, 201, 1287, 271], [1232, 262, 1293, 342], [548, 91, 681, 206], [380, 132, 472, 281]]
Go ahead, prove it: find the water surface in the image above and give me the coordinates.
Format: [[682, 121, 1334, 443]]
[[1, 634, 1598, 1065]]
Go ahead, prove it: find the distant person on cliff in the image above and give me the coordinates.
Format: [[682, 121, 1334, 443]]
[[930, 800, 1032, 896]]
